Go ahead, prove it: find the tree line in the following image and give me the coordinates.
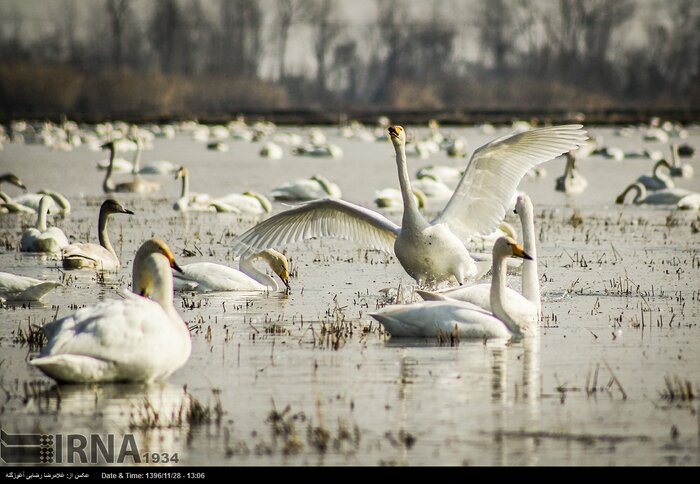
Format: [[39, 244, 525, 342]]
[[0, 0, 698, 119]]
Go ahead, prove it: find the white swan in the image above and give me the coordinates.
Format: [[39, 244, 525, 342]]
[[0, 272, 61, 302], [173, 249, 290, 292], [636, 159, 675, 190], [102, 141, 160, 194], [20, 196, 69, 253], [209, 191, 272, 215], [370, 237, 535, 339], [616, 182, 700, 209], [127, 136, 180, 175], [173, 167, 213, 212], [410, 177, 454, 202], [30, 239, 191, 383], [62, 199, 134, 270], [415, 165, 462, 187], [292, 143, 343, 158], [1, 191, 37, 213], [270, 175, 342, 201], [374, 187, 427, 212], [13, 190, 71, 215], [418, 194, 540, 322], [555, 151, 588, 194], [260, 142, 284, 159], [232, 125, 586, 286]]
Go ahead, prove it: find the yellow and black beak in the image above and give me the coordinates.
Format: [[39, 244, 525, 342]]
[[511, 243, 533, 261], [171, 259, 183, 273], [388, 126, 399, 138]]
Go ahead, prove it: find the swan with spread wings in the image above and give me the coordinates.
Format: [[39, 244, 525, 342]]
[[232, 125, 587, 286]]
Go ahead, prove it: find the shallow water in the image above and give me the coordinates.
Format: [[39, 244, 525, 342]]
[[0, 124, 699, 466]]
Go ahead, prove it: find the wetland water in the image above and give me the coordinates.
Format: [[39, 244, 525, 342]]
[[0, 125, 699, 466]]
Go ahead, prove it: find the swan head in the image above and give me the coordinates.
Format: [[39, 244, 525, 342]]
[[388, 126, 406, 146], [258, 248, 290, 290], [133, 239, 182, 299], [0, 173, 27, 190], [175, 166, 188, 180], [514, 193, 534, 217], [494, 236, 533, 261], [102, 198, 134, 216], [101, 140, 116, 151]]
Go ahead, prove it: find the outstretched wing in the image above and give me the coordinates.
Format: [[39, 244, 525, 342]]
[[433, 125, 588, 238], [232, 199, 400, 256]]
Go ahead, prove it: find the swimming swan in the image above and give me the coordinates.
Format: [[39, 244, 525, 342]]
[[270, 175, 342, 201], [30, 239, 191, 383], [173, 249, 290, 292], [616, 182, 700, 210], [209, 191, 272, 215], [555, 151, 588, 194], [62, 199, 134, 270], [636, 159, 675, 190], [20, 196, 69, 253], [418, 194, 540, 322], [173, 167, 213, 212], [232, 125, 586, 286], [0, 272, 61, 302], [102, 141, 160, 194], [370, 237, 535, 339]]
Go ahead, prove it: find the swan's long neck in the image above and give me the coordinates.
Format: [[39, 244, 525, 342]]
[[36, 197, 50, 232], [134, 254, 179, 320], [394, 141, 421, 228], [632, 183, 646, 203], [97, 206, 116, 258], [490, 252, 522, 336], [103, 146, 115, 192], [239, 253, 278, 290], [132, 140, 142, 174], [563, 153, 575, 190], [653, 160, 672, 183], [670, 144, 679, 168], [519, 203, 540, 316], [180, 171, 189, 200]]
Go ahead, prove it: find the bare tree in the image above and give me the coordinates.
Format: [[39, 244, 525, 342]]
[[218, 0, 263, 77], [274, 0, 311, 81], [105, 0, 134, 68], [308, 0, 343, 93], [476, 0, 516, 73]]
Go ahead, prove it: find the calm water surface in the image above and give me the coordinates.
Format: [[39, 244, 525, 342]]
[[0, 125, 699, 466]]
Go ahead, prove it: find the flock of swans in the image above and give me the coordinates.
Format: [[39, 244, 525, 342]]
[[0, 116, 697, 385]]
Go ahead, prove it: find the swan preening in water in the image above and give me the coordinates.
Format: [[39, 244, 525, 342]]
[[371, 237, 535, 339], [555, 151, 588, 194], [270, 175, 342, 201], [31, 239, 191, 383], [418, 193, 541, 322], [62, 199, 134, 270], [20, 196, 69, 253], [232, 124, 586, 286], [616, 182, 700, 210], [173, 249, 290, 292], [374, 187, 427, 211], [0, 271, 61, 302], [209, 191, 272, 214], [13, 190, 71, 215]]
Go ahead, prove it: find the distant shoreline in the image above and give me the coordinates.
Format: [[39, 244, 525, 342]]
[[2, 109, 699, 126]]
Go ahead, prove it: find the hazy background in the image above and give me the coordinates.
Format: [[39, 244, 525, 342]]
[[0, 0, 698, 119]]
